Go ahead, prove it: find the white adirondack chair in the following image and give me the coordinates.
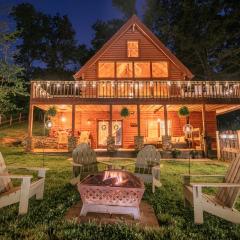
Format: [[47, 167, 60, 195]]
[[0, 152, 47, 215], [183, 154, 240, 224], [135, 145, 162, 193]]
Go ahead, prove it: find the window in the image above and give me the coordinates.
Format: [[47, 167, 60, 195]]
[[152, 61, 168, 78], [160, 120, 172, 136], [127, 41, 139, 57], [116, 62, 133, 78], [134, 61, 150, 78], [98, 61, 115, 78]]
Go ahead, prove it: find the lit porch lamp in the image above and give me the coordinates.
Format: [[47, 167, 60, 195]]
[[183, 124, 193, 176]]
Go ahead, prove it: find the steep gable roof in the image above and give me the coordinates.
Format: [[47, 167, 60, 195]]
[[74, 15, 194, 79]]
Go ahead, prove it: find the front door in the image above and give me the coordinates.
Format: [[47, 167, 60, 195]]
[[98, 120, 122, 147]]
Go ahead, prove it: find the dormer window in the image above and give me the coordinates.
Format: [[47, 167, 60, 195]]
[[127, 41, 139, 57]]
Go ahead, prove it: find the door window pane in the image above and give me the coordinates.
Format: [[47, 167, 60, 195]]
[[98, 62, 115, 78], [134, 62, 150, 78], [98, 121, 109, 146], [116, 62, 133, 78], [112, 121, 122, 146], [152, 61, 168, 78]]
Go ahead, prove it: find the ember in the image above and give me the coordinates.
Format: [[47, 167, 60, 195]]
[[80, 170, 143, 188]]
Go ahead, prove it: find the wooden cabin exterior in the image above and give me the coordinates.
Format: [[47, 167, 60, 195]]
[[28, 15, 240, 155]]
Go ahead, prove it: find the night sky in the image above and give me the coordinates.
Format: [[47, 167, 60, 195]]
[[1, 0, 145, 47]]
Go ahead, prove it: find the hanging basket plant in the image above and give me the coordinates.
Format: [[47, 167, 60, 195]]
[[178, 106, 190, 117], [120, 107, 130, 118], [46, 106, 57, 117]]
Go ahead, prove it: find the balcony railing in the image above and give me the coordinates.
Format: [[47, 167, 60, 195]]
[[31, 80, 240, 101]]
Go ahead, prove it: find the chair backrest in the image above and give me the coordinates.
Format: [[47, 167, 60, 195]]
[[79, 131, 90, 144], [0, 152, 12, 193], [216, 154, 240, 208], [72, 143, 96, 165], [136, 145, 161, 170]]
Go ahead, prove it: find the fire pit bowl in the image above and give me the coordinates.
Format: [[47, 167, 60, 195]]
[[77, 170, 145, 219]]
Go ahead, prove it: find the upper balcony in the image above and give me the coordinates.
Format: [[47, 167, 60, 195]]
[[31, 80, 240, 105]]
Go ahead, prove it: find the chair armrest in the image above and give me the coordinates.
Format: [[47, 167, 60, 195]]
[[190, 183, 240, 188], [0, 173, 32, 179], [182, 174, 225, 178], [7, 166, 48, 178], [71, 162, 83, 167]]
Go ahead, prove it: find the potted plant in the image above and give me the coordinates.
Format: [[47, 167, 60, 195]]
[[46, 106, 57, 117], [120, 107, 130, 118], [178, 106, 190, 124], [171, 149, 181, 158]]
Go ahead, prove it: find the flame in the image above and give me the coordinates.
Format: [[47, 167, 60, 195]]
[[103, 171, 126, 186]]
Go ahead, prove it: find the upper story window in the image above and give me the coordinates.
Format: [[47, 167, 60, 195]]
[[152, 61, 168, 78], [127, 41, 139, 57], [116, 62, 133, 78], [134, 61, 150, 78], [98, 61, 115, 78]]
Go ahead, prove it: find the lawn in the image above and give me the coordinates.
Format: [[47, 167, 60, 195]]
[[0, 125, 240, 239]]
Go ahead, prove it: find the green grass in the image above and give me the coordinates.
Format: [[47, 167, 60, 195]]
[[0, 123, 239, 239], [0, 121, 45, 140]]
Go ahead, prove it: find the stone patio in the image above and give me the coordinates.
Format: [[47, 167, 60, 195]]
[[65, 201, 159, 228]]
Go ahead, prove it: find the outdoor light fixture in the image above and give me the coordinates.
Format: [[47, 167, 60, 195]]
[[45, 120, 53, 129], [60, 116, 66, 123], [56, 83, 60, 88], [157, 118, 161, 123]]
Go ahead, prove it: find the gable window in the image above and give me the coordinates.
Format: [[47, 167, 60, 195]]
[[127, 41, 139, 57], [134, 61, 150, 78], [116, 62, 133, 78], [152, 61, 168, 78], [98, 61, 115, 78]]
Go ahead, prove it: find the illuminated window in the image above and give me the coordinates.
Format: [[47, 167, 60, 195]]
[[134, 61, 150, 78], [127, 41, 139, 57], [116, 62, 133, 78], [98, 61, 115, 78], [160, 120, 172, 136], [152, 61, 168, 78]]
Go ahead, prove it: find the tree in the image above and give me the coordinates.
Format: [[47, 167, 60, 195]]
[[144, 0, 240, 80], [10, 3, 89, 80], [91, 19, 124, 52], [112, 0, 137, 19], [0, 21, 27, 115]]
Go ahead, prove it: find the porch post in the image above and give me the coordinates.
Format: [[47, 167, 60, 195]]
[[107, 104, 115, 151], [109, 104, 113, 137], [72, 104, 76, 136], [68, 104, 77, 152], [163, 104, 168, 136], [137, 104, 141, 136], [26, 104, 34, 151], [202, 104, 207, 156], [134, 104, 143, 150]]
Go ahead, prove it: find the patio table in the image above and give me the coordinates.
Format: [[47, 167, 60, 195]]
[[98, 158, 135, 170]]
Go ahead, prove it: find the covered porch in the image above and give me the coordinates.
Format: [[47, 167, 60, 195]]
[[26, 103, 237, 157]]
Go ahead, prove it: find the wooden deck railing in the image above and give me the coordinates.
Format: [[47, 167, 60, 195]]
[[31, 80, 240, 101]]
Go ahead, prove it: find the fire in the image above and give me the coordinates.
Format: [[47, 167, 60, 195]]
[[103, 171, 126, 186]]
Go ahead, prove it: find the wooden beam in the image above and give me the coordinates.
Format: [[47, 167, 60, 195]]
[[109, 104, 113, 136], [164, 105, 168, 136], [202, 104, 207, 155], [137, 104, 141, 136], [28, 104, 34, 138], [72, 104, 76, 136]]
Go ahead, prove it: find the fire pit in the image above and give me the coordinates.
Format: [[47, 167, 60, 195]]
[[78, 170, 145, 219]]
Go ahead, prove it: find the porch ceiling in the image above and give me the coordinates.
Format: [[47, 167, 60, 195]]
[[34, 104, 240, 114]]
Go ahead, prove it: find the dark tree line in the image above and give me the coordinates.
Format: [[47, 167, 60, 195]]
[[1, 0, 240, 128], [10, 1, 240, 81]]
